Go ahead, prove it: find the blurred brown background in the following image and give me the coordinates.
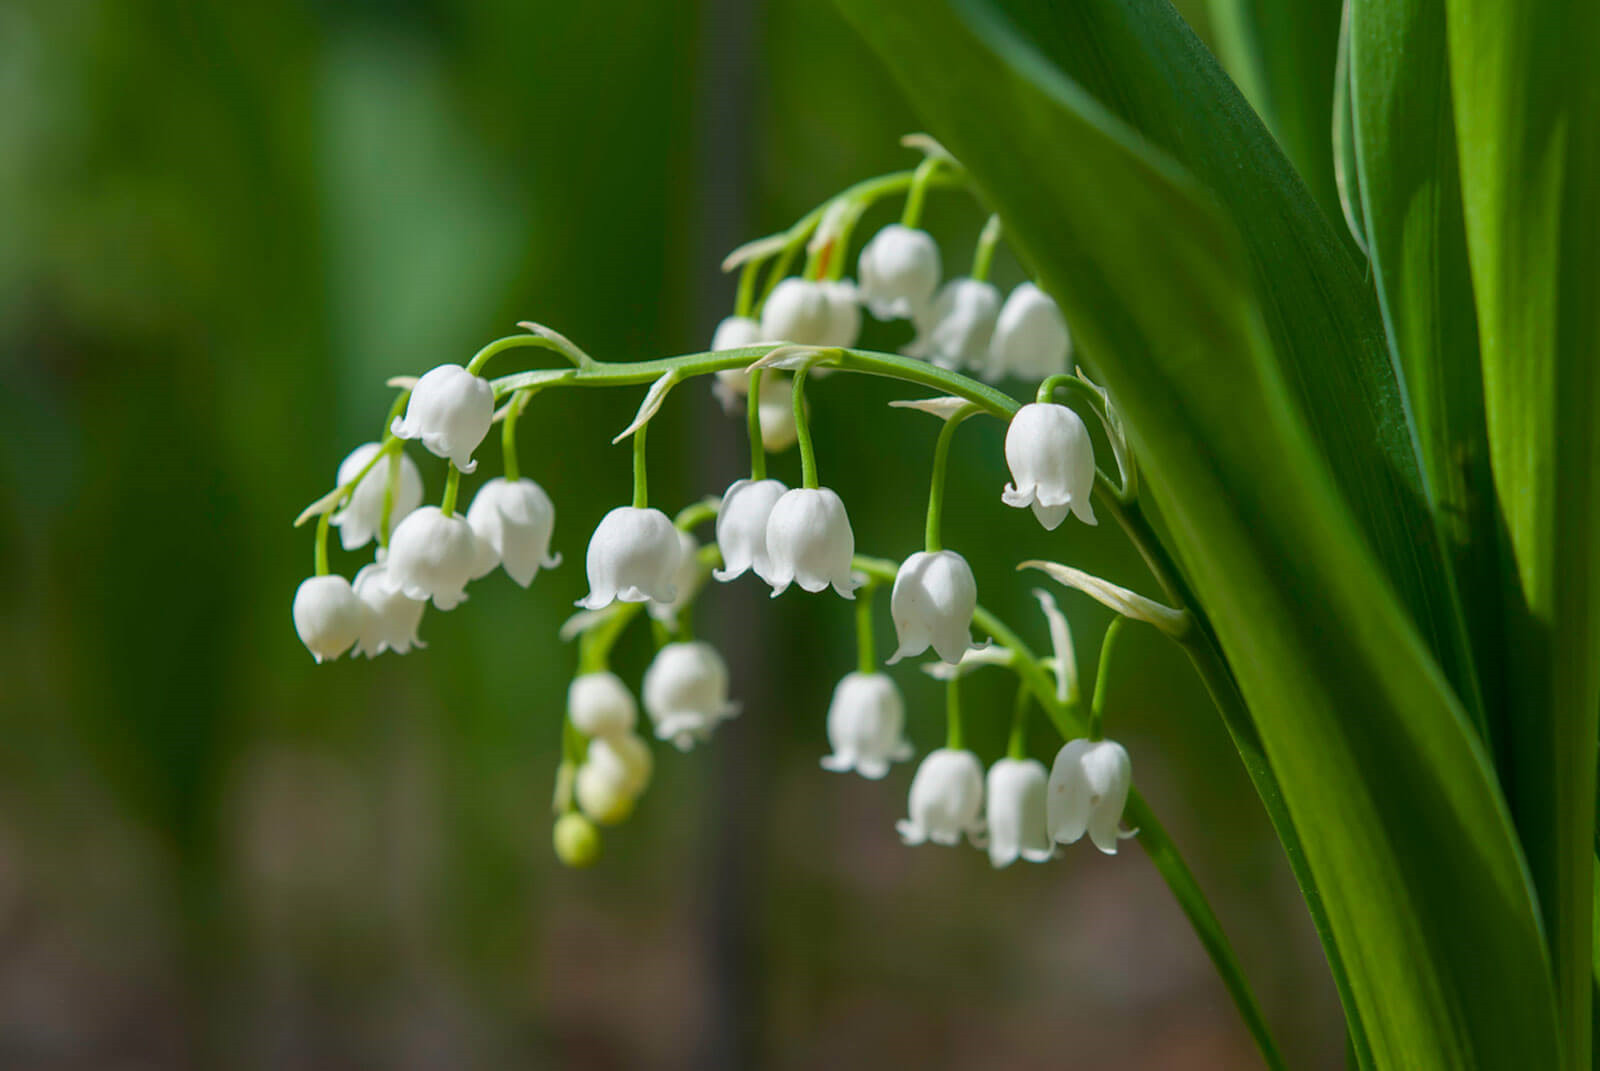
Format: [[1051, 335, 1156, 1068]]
[[0, 0, 1344, 1067]]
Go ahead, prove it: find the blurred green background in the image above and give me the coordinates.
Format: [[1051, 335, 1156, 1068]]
[[0, 0, 1345, 1067]]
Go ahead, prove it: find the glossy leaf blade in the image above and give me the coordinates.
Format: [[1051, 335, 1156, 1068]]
[[835, 1, 1560, 1066]]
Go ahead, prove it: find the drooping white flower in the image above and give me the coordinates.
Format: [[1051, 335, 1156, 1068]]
[[1002, 402, 1097, 530], [1048, 738, 1136, 854], [887, 550, 978, 665], [989, 282, 1070, 380], [642, 641, 740, 751], [577, 506, 683, 609], [764, 487, 861, 599], [820, 672, 912, 779], [896, 748, 985, 847], [985, 758, 1055, 867], [329, 443, 423, 551], [292, 575, 365, 664], [760, 278, 834, 345], [820, 279, 862, 348], [352, 559, 426, 657], [711, 315, 766, 409], [575, 761, 635, 826], [858, 224, 941, 320], [757, 372, 799, 452], [465, 477, 561, 586], [389, 364, 495, 473], [567, 671, 638, 738], [585, 732, 653, 797], [714, 478, 788, 584], [384, 505, 479, 610], [904, 277, 1001, 371], [648, 528, 702, 628]]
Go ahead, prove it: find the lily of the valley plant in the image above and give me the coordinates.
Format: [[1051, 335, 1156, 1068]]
[[290, 1, 1600, 1067]]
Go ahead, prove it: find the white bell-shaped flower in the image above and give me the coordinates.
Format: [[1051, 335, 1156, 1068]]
[[575, 761, 635, 826], [820, 280, 862, 348], [330, 443, 423, 551], [585, 732, 653, 797], [887, 550, 978, 665], [292, 575, 365, 664], [985, 758, 1055, 867], [1048, 738, 1136, 854], [764, 487, 861, 598], [648, 529, 702, 628], [577, 506, 682, 609], [904, 277, 1001, 371], [465, 477, 561, 586], [384, 505, 479, 610], [760, 278, 834, 345], [352, 559, 426, 657], [567, 671, 638, 738], [1002, 402, 1098, 530], [989, 282, 1070, 380], [896, 748, 985, 847], [858, 224, 941, 320], [642, 641, 740, 751], [389, 363, 495, 473], [713, 478, 788, 584], [819, 671, 913, 779], [757, 373, 799, 452], [711, 315, 766, 410]]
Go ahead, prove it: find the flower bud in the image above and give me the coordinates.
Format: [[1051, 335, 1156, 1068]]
[[858, 224, 941, 320], [820, 672, 912, 779], [577, 506, 682, 609], [292, 575, 365, 663], [567, 671, 638, 738], [384, 505, 479, 610], [764, 487, 860, 599], [1002, 402, 1097, 530], [1048, 738, 1135, 854], [390, 363, 495, 473], [984, 758, 1054, 867], [586, 732, 653, 797], [647, 529, 702, 629], [714, 477, 789, 584], [466, 477, 561, 586], [352, 559, 426, 657], [896, 748, 985, 847], [757, 373, 799, 452], [575, 761, 636, 826], [887, 550, 978, 665], [760, 279, 834, 345], [904, 278, 1001, 372], [989, 283, 1070, 380], [643, 641, 739, 751], [553, 812, 602, 868], [330, 443, 423, 551]]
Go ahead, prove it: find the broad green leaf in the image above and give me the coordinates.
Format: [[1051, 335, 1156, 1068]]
[[835, 1, 1560, 1067], [947, 0, 1484, 738], [1445, 1, 1600, 1063], [1349, 0, 1498, 748], [1204, 0, 1346, 234], [1330, 1, 1368, 255]]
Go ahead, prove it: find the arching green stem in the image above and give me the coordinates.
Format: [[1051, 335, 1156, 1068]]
[[856, 582, 879, 673], [314, 512, 331, 576], [924, 405, 978, 552], [747, 368, 767, 481], [734, 258, 761, 319], [945, 674, 964, 751], [440, 464, 462, 518], [378, 450, 399, 548], [1090, 615, 1129, 742], [466, 332, 586, 375], [901, 154, 945, 229], [971, 214, 1002, 282], [501, 390, 527, 482], [631, 421, 649, 509], [1006, 680, 1031, 760], [793, 368, 818, 490]]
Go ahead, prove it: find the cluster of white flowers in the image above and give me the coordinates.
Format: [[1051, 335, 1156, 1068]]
[[567, 672, 654, 825], [292, 365, 559, 664]]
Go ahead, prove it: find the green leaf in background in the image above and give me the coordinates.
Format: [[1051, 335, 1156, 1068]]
[[834, 0, 1561, 1067], [1330, 1, 1369, 255], [1204, 0, 1347, 237], [1347, 0, 1502, 760], [1445, 0, 1600, 1063], [942, 0, 1485, 739]]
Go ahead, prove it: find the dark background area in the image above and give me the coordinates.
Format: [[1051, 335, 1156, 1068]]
[[0, 1, 1343, 1067]]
